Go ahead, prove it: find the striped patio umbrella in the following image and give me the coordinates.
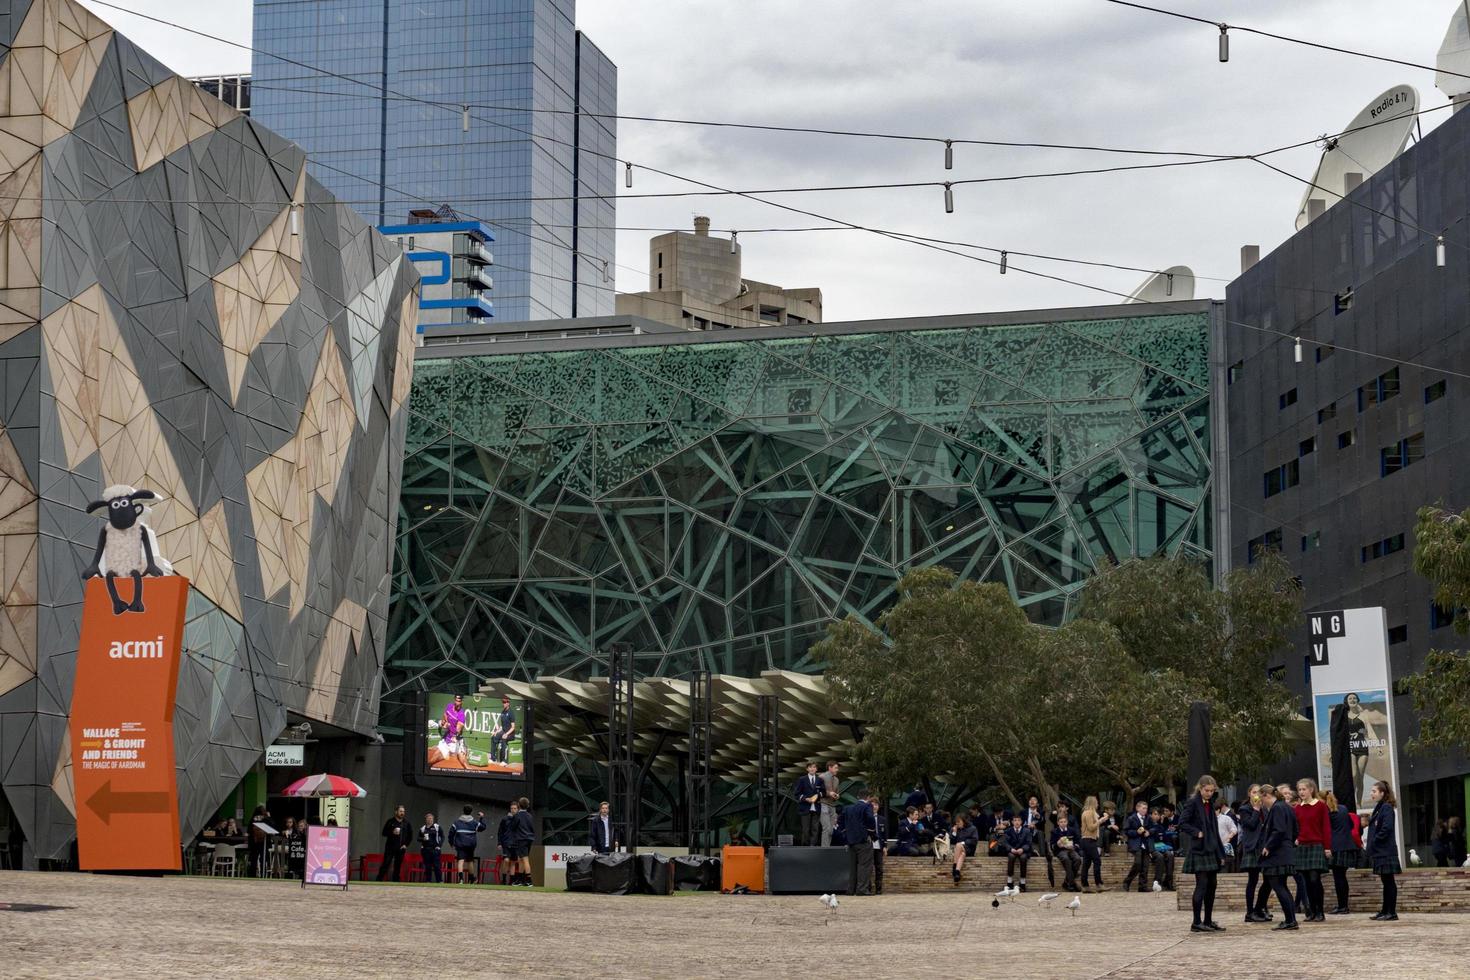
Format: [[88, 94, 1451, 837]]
[[280, 773, 367, 798]]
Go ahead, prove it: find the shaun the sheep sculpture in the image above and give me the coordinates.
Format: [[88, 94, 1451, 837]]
[[82, 485, 173, 614]]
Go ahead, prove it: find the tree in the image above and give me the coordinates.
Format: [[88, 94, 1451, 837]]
[[1403, 505, 1470, 754], [1075, 552, 1301, 784]]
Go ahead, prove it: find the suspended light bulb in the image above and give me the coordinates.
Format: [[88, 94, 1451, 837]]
[[289, 205, 300, 236], [944, 140, 954, 171], [1219, 24, 1229, 62], [625, 162, 633, 188], [1294, 337, 1302, 363], [1165, 273, 1174, 296], [999, 251, 1008, 274], [943, 182, 954, 214], [601, 259, 610, 283], [1437, 235, 1446, 267], [462, 105, 470, 132], [730, 231, 738, 254]]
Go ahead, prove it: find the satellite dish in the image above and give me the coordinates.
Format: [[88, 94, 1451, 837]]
[[1126, 265, 1194, 303], [1437, 1, 1470, 101], [1294, 85, 1418, 230]]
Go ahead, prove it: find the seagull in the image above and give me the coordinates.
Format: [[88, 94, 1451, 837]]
[[827, 895, 839, 910], [1039, 892, 1060, 908], [819, 893, 832, 907], [1462, 855, 1470, 868], [1409, 849, 1422, 867], [1067, 896, 1081, 917], [995, 885, 1013, 897], [1152, 880, 1163, 894]]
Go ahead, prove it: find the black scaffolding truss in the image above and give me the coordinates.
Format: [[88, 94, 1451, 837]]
[[605, 642, 637, 853], [686, 668, 713, 854]]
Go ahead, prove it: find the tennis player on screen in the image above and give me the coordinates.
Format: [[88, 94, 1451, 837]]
[[438, 694, 469, 766]]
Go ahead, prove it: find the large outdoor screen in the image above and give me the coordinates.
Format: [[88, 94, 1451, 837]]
[[423, 692, 525, 777]]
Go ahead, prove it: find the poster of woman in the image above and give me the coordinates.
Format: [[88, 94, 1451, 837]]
[[1313, 689, 1393, 812]]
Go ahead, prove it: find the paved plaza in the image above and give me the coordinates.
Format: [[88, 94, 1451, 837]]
[[2, 871, 1468, 978]]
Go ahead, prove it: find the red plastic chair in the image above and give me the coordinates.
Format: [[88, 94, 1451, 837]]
[[403, 853, 424, 882], [360, 853, 383, 881], [440, 853, 457, 882]]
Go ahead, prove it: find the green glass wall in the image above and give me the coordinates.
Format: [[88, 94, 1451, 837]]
[[386, 310, 1214, 834]]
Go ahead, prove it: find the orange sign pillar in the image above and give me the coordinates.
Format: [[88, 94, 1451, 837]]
[[70, 576, 190, 871]]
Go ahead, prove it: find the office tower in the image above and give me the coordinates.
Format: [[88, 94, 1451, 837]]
[[252, 0, 616, 322]]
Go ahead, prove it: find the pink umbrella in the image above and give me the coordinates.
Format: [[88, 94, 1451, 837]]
[[280, 773, 367, 798]]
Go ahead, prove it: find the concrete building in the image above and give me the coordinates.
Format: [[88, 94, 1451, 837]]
[[615, 217, 823, 330], [380, 208, 495, 336], [0, 0, 419, 864], [251, 0, 616, 323], [1225, 92, 1470, 850], [189, 74, 251, 114]]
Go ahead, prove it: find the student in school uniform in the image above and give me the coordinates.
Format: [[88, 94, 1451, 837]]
[[1238, 785, 1274, 923], [1079, 796, 1105, 892], [1050, 813, 1084, 893], [1121, 799, 1154, 893], [1277, 783, 1311, 917], [1257, 783, 1299, 930], [950, 812, 980, 884], [1151, 805, 1177, 890], [1293, 778, 1332, 922], [1178, 774, 1227, 933], [1365, 780, 1401, 921], [794, 762, 824, 847], [1003, 813, 1035, 893], [892, 806, 922, 856], [1325, 790, 1361, 915]]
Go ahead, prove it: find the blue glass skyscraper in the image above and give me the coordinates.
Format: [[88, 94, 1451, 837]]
[[252, 0, 616, 322]]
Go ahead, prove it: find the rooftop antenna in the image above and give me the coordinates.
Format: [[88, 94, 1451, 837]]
[[1294, 85, 1418, 231], [1437, 2, 1470, 112], [1125, 266, 1195, 304]]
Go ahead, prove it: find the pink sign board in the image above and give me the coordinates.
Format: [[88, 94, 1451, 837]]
[[303, 825, 350, 889]]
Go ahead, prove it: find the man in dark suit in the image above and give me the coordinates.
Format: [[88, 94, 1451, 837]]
[[376, 804, 411, 882], [1122, 799, 1155, 893], [588, 801, 616, 854], [794, 762, 824, 846], [842, 789, 878, 895]]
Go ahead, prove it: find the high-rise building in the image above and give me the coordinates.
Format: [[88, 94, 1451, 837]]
[[380, 208, 496, 336], [616, 216, 823, 330], [252, 0, 616, 323]]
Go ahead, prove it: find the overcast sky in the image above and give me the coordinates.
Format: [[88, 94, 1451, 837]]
[[80, 0, 1464, 322]]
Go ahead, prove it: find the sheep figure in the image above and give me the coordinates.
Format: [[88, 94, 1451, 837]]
[[81, 485, 173, 614]]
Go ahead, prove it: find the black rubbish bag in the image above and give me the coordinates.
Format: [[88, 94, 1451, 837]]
[[593, 852, 637, 895], [565, 853, 597, 892], [672, 854, 721, 891], [637, 852, 672, 895]]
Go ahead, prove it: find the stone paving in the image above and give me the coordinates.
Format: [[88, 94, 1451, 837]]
[[1, 870, 1467, 979]]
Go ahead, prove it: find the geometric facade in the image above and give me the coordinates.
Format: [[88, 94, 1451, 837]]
[[0, 0, 419, 860], [387, 306, 1216, 835]]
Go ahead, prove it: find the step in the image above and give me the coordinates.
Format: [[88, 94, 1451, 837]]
[[1171, 868, 1470, 914]]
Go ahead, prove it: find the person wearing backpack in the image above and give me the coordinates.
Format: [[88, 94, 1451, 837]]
[[451, 805, 486, 884]]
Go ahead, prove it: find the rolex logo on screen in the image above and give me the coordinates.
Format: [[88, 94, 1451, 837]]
[[107, 636, 167, 660]]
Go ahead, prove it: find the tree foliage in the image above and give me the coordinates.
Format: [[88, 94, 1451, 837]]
[[817, 555, 1301, 806], [1403, 506, 1470, 754]]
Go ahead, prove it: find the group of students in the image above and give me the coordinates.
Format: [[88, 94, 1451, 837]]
[[1180, 775, 1403, 932], [379, 799, 537, 885]]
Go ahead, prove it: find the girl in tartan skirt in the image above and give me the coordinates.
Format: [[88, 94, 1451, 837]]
[[1179, 774, 1227, 933], [1325, 790, 1362, 914], [1257, 783, 1299, 930], [1238, 784, 1273, 923], [1293, 778, 1332, 922], [1366, 781, 1401, 920]]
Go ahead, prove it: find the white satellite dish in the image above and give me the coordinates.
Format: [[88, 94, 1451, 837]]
[[1437, 1, 1470, 101], [1294, 85, 1418, 230], [1126, 265, 1194, 303]]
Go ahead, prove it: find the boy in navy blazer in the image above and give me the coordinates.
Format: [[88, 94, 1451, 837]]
[[1004, 814, 1035, 891], [1122, 799, 1154, 893], [794, 762, 824, 846], [843, 789, 878, 895]]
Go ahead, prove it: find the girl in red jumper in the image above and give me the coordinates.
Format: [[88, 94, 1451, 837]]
[[1294, 778, 1332, 922]]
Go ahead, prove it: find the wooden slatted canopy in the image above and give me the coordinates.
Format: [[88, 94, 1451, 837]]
[[477, 670, 864, 780]]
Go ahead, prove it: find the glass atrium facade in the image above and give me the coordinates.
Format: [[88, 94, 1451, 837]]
[[252, 0, 616, 322], [385, 307, 1217, 833]]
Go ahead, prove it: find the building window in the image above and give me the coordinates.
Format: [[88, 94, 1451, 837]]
[[1315, 344, 1335, 362], [1425, 380, 1446, 404], [1228, 360, 1243, 384], [1430, 602, 1458, 630], [1263, 459, 1299, 498], [1279, 388, 1298, 409], [1301, 530, 1321, 552], [1318, 402, 1337, 423], [1334, 287, 1354, 314], [656, 273, 662, 289], [657, 252, 663, 269], [1247, 527, 1283, 562], [1387, 624, 1408, 645], [1358, 367, 1400, 410], [1380, 432, 1424, 476], [1338, 430, 1356, 449], [1267, 664, 1286, 683], [1360, 533, 1406, 562], [1299, 436, 1316, 457]]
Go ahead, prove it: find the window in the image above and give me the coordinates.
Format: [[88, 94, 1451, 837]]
[[1338, 430, 1356, 449], [1299, 436, 1316, 457], [1263, 459, 1299, 498], [1430, 602, 1458, 630], [1380, 432, 1424, 476], [1387, 624, 1408, 645], [1279, 388, 1298, 409], [1302, 655, 1313, 686], [1268, 664, 1286, 683], [657, 252, 663, 269], [1301, 530, 1321, 552], [1334, 287, 1354, 314], [1228, 360, 1243, 385], [656, 273, 662, 289], [1315, 344, 1335, 362], [1318, 402, 1337, 423], [1361, 533, 1406, 562], [1359, 367, 1400, 410], [1247, 528, 1283, 562], [1425, 380, 1446, 404]]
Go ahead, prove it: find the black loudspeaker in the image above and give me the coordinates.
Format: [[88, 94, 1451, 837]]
[[1187, 700, 1212, 786], [767, 846, 852, 894]]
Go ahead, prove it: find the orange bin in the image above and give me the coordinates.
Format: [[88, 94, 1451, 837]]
[[721, 845, 765, 893]]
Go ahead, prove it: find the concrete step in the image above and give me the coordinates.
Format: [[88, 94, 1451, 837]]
[[883, 853, 1144, 894], [1172, 868, 1470, 914]]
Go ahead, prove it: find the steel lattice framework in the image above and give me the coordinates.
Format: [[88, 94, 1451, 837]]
[[385, 308, 1216, 838]]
